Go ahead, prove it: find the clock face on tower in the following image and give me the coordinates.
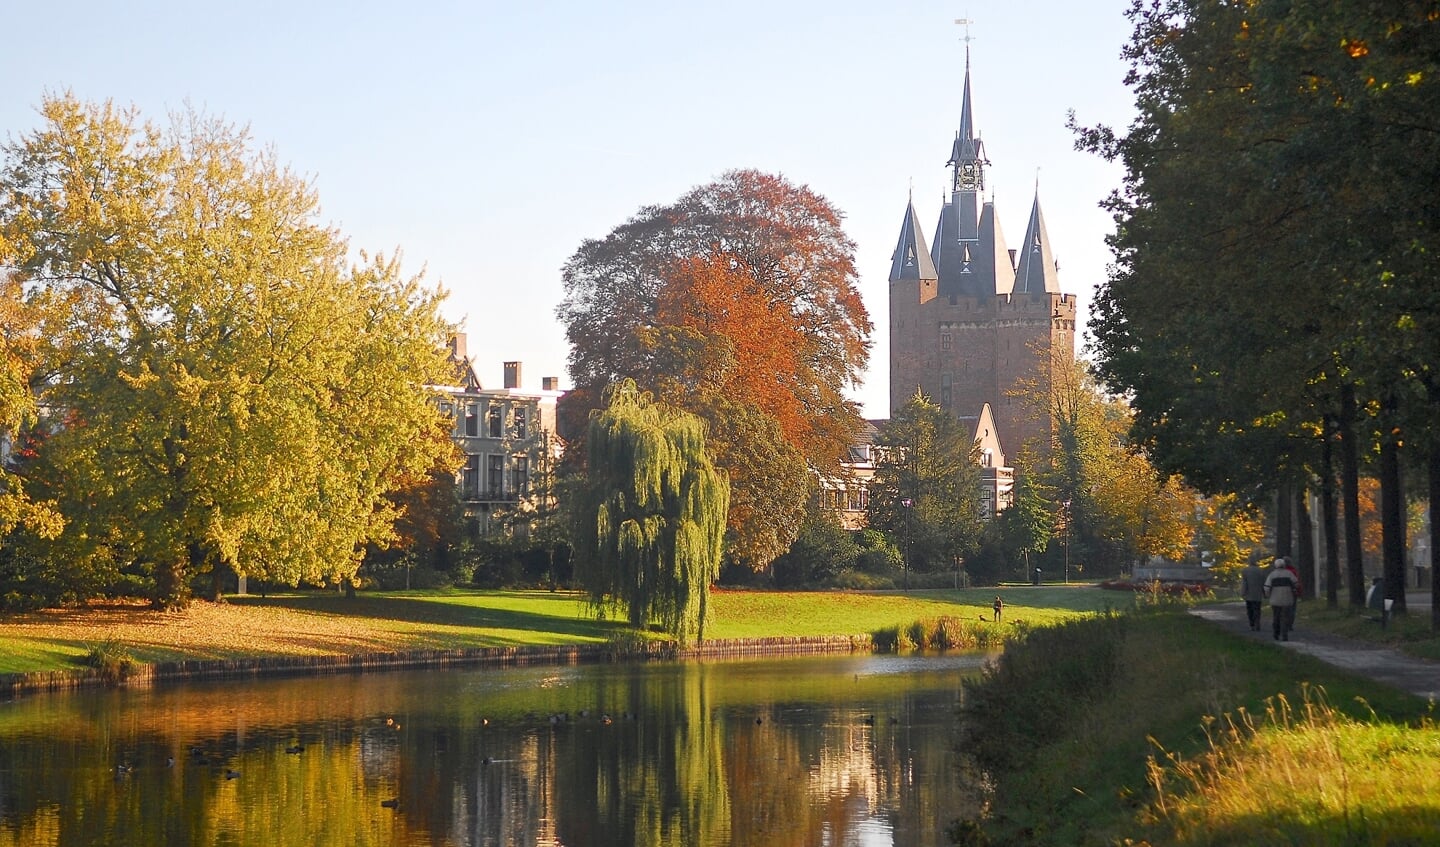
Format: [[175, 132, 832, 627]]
[[957, 161, 978, 191]]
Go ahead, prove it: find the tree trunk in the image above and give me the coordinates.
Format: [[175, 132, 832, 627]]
[[1431, 443, 1440, 632], [1275, 484, 1293, 560], [208, 564, 228, 603], [1320, 419, 1341, 609], [1339, 385, 1366, 607], [1296, 487, 1316, 600], [153, 541, 205, 609], [1379, 411, 1406, 615], [153, 559, 189, 609]]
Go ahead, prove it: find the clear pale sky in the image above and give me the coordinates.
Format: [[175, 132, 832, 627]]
[[2, 1, 1137, 418]]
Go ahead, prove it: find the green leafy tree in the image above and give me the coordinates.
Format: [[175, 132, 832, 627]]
[[572, 380, 728, 643], [866, 391, 984, 586], [1075, 0, 1440, 622], [0, 96, 456, 607], [997, 472, 1052, 581], [770, 500, 857, 588]]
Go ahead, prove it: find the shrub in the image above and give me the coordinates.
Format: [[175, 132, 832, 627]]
[[83, 639, 136, 685], [854, 530, 901, 574], [772, 512, 858, 588], [831, 570, 896, 590], [871, 625, 916, 653], [908, 619, 935, 649], [934, 615, 977, 650], [959, 612, 1129, 774], [602, 629, 653, 660], [1100, 578, 1211, 604]]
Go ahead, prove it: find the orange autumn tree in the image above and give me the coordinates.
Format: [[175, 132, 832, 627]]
[[558, 170, 871, 569], [656, 255, 810, 449]]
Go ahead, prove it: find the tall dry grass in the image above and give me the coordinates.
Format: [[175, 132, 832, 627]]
[[1144, 685, 1440, 846]]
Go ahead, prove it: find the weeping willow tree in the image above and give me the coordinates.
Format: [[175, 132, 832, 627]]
[[575, 380, 729, 644]]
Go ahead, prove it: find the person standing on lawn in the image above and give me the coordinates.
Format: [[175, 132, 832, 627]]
[[1239, 554, 1267, 632], [1263, 557, 1300, 641]]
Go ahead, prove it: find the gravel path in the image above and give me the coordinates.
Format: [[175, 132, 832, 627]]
[[1190, 601, 1440, 701]]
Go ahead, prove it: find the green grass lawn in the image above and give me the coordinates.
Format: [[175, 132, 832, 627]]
[[706, 584, 1123, 638], [0, 584, 1121, 675]]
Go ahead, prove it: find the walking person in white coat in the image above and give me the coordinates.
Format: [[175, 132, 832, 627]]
[[1263, 557, 1301, 641]]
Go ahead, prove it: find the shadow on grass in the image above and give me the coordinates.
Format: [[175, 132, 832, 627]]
[[1143, 804, 1440, 846]]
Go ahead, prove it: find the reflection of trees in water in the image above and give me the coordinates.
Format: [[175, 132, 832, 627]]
[[0, 661, 985, 846], [552, 664, 732, 846]]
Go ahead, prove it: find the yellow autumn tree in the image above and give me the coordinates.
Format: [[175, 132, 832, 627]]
[[0, 95, 456, 607]]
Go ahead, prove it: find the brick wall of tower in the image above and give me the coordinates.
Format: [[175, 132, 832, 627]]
[[992, 292, 1077, 455], [931, 296, 999, 419], [891, 279, 1077, 458], [889, 276, 937, 414]]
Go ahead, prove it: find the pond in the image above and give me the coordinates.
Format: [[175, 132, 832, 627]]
[[0, 653, 989, 846]]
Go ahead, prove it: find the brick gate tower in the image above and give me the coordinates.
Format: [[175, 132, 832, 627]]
[[888, 50, 1077, 458]]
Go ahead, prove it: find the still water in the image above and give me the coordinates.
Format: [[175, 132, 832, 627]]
[[0, 653, 987, 846]]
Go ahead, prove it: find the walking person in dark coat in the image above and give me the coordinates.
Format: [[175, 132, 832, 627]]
[[1263, 557, 1300, 641], [1239, 554, 1267, 632]]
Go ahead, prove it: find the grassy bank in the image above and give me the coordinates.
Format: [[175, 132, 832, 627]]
[[958, 608, 1438, 845], [0, 585, 1115, 675]]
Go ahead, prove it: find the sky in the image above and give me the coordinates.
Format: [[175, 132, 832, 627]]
[[2, 1, 1138, 418]]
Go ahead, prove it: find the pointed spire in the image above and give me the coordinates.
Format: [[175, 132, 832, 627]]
[[946, 48, 987, 189], [1012, 191, 1062, 294], [889, 198, 938, 283]]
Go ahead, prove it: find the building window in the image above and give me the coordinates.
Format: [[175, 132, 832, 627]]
[[464, 403, 479, 437], [487, 455, 504, 498], [487, 405, 503, 438], [981, 448, 993, 468], [513, 408, 528, 439], [981, 489, 995, 519], [463, 454, 480, 498], [513, 455, 529, 496], [941, 373, 952, 409], [941, 332, 953, 351]]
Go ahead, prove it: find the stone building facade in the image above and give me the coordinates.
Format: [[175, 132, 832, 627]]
[[441, 334, 563, 535]]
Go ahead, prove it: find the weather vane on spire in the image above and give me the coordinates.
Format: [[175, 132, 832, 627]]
[[955, 16, 976, 67], [954, 16, 976, 46]]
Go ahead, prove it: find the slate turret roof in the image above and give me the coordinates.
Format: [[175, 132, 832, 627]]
[[889, 197, 939, 282], [1012, 191, 1062, 294]]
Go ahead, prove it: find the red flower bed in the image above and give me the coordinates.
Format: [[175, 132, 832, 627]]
[[1099, 579, 1210, 596]]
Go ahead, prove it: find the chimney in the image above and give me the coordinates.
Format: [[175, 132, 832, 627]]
[[503, 361, 521, 389], [448, 333, 467, 358], [542, 377, 558, 391]]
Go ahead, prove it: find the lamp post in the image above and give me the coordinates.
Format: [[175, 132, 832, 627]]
[[901, 497, 912, 592], [1063, 499, 1072, 584]]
